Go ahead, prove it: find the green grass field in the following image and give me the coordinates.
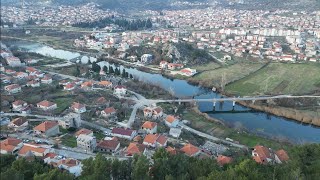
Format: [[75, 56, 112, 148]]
[[225, 63, 320, 96], [190, 63, 266, 88], [61, 134, 77, 147]]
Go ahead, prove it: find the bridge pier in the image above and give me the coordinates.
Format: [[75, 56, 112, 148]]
[[213, 101, 216, 111], [252, 100, 255, 105], [232, 101, 236, 111]]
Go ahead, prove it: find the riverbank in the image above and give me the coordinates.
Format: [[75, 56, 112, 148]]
[[164, 68, 320, 127]]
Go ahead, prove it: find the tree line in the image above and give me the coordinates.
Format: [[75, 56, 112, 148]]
[[1, 144, 319, 180], [91, 62, 133, 79], [72, 17, 152, 30]]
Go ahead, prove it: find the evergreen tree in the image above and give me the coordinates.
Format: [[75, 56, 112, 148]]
[[103, 66, 109, 73], [92, 62, 101, 72]]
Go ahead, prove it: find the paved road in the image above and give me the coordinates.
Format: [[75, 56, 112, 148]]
[[179, 123, 246, 149], [3, 113, 111, 133]]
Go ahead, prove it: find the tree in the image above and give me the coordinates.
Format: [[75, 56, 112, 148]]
[[122, 69, 126, 78], [92, 62, 101, 73], [34, 169, 74, 180], [132, 155, 150, 180], [73, 65, 80, 77], [130, 74, 134, 79], [1, 168, 24, 180], [103, 66, 109, 74], [109, 66, 115, 74]]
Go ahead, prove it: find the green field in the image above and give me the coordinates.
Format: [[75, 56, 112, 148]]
[[190, 62, 221, 71], [190, 63, 266, 88], [225, 63, 320, 96], [61, 134, 77, 147]]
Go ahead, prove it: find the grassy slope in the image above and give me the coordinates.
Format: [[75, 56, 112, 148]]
[[190, 63, 266, 88], [225, 63, 320, 96]]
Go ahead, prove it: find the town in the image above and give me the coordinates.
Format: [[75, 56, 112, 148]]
[[0, 0, 319, 179]]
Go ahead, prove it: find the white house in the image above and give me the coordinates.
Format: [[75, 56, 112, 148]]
[[111, 128, 137, 140], [4, 84, 21, 94], [141, 121, 157, 134], [165, 115, 180, 128], [114, 85, 127, 96], [8, 117, 28, 131], [58, 159, 83, 177], [169, 127, 182, 138], [12, 100, 28, 111], [143, 134, 168, 148], [36, 100, 57, 111], [77, 134, 97, 152], [71, 102, 86, 113], [101, 107, 116, 118], [96, 139, 120, 154], [140, 54, 153, 64]]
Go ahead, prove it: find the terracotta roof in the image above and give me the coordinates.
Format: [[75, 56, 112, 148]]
[[217, 155, 233, 166], [99, 81, 112, 86], [103, 107, 116, 114], [95, 97, 107, 104], [143, 107, 152, 113], [180, 143, 200, 156], [71, 102, 85, 110], [97, 140, 120, 151], [44, 152, 57, 159], [75, 128, 93, 137], [0, 138, 22, 152], [143, 134, 158, 144], [252, 145, 273, 164], [12, 100, 26, 106], [81, 81, 93, 87], [5, 84, 20, 90], [10, 117, 27, 126], [166, 115, 177, 123], [275, 149, 289, 162], [64, 83, 75, 89], [156, 135, 168, 146], [166, 146, 177, 155], [142, 121, 157, 129], [153, 107, 163, 113], [58, 158, 79, 167], [34, 121, 58, 132], [37, 100, 56, 107], [126, 143, 146, 156], [18, 144, 46, 156]]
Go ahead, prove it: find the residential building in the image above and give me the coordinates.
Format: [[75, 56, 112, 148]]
[[111, 128, 137, 140], [57, 159, 83, 177], [18, 144, 50, 157], [165, 115, 180, 127], [75, 128, 93, 138], [141, 121, 157, 134], [114, 85, 127, 96], [275, 149, 289, 164], [180, 143, 201, 157], [143, 134, 168, 148], [140, 54, 153, 64], [126, 143, 146, 156], [71, 102, 86, 113], [41, 75, 53, 84], [101, 107, 116, 118], [167, 63, 184, 70], [98, 81, 113, 88], [4, 84, 21, 94], [59, 113, 81, 129], [27, 80, 40, 87], [33, 121, 60, 137], [36, 100, 57, 111], [96, 139, 120, 153], [77, 134, 97, 152], [217, 155, 233, 166], [12, 100, 28, 111], [0, 138, 23, 154], [64, 83, 76, 91], [169, 127, 182, 138], [152, 107, 163, 119], [252, 145, 275, 165], [8, 117, 28, 131]]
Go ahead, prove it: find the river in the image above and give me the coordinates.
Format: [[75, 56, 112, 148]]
[[11, 41, 320, 143]]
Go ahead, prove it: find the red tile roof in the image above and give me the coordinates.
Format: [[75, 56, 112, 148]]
[[103, 107, 116, 114], [97, 140, 120, 151], [34, 121, 58, 132], [275, 149, 289, 162], [37, 100, 56, 107], [217, 155, 233, 166], [252, 145, 273, 164], [75, 128, 93, 137], [166, 115, 177, 123], [18, 144, 46, 156], [0, 138, 22, 153], [142, 121, 157, 129], [126, 143, 146, 156], [180, 143, 200, 156], [12, 100, 26, 106]]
